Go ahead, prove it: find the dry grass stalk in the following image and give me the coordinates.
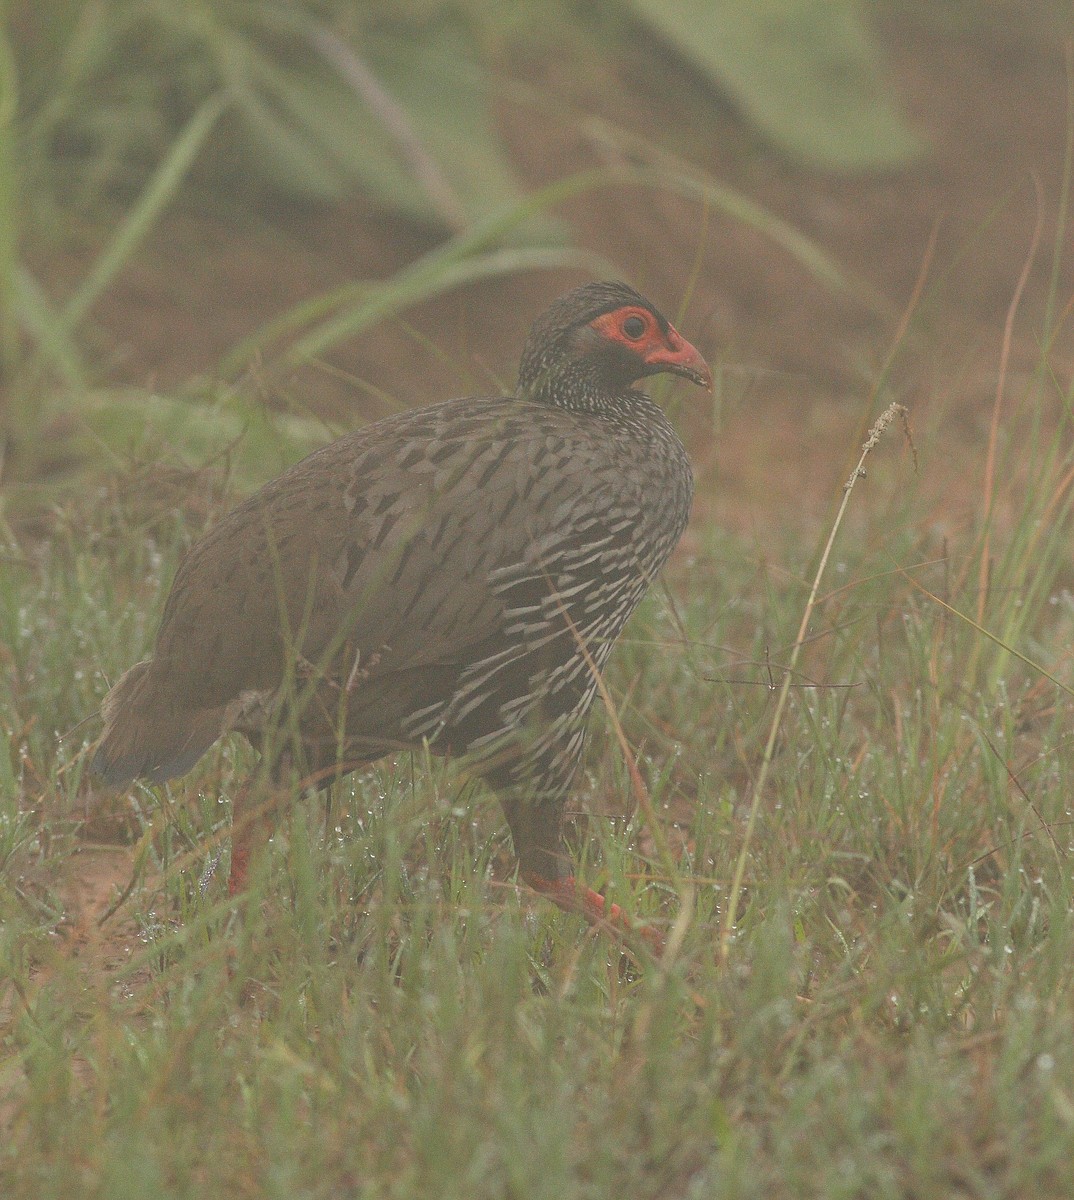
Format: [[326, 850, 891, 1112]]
[[718, 401, 914, 966]]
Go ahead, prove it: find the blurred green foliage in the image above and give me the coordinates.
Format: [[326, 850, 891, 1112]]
[[0, 0, 915, 471], [628, 0, 922, 170], [6, 0, 918, 222], [7, 0, 534, 225]]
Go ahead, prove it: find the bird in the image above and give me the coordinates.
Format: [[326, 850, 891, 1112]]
[[92, 280, 711, 951]]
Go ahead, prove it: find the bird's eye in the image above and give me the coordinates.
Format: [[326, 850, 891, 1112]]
[[622, 315, 646, 340]]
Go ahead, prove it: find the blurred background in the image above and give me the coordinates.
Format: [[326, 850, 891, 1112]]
[[0, 0, 1070, 525]]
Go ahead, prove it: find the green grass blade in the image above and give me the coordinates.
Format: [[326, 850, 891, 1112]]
[[61, 92, 227, 331], [900, 567, 1074, 703], [0, 18, 19, 371], [219, 168, 616, 376], [626, 163, 867, 304], [282, 246, 615, 370], [222, 159, 855, 377], [492, 72, 874, 304], [14, 265, 85, 389]]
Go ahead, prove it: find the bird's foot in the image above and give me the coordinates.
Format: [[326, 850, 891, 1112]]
[[522, 871, 664, 956]]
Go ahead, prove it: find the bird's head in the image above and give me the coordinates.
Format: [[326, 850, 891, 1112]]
[[517, 281, 712, 407]]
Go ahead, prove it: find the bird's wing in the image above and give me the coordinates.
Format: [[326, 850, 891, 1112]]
[[150, 400, 637, 711]]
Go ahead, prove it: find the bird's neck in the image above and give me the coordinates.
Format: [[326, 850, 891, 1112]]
[[518, 358, 646, 415]]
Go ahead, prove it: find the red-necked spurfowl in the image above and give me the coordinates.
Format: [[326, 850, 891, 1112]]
[[93, 281, 711, 951]]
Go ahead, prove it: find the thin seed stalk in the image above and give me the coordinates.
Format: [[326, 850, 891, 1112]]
[[718, 402, 910, 965]]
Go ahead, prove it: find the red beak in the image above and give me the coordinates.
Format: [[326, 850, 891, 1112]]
[[644, 325, 713, 391]]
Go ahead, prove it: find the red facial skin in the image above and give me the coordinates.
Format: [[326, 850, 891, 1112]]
[[589, 305, 713, 390]]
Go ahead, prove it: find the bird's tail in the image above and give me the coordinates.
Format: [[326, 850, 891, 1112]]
[[93, 659, 223, 788]]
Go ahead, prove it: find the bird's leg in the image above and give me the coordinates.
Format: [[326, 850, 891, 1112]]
[[227, 777, 278, 896], [501, 793, 664, 955]]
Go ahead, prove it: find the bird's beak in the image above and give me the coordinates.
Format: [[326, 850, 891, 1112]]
[[644, 326, 713, 391]]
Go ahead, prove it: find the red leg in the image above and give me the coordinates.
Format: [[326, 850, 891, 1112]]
[[227, 781, 275, 896], [522, 871, 665, 955], [228, 841, 252, 897]]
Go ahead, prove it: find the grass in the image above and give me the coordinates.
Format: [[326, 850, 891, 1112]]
[[0, 14, 1066, 1200], [0, 0, 865, 474], [3, 281, 1074, 1196], [0, 11, 1069, 1192]]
